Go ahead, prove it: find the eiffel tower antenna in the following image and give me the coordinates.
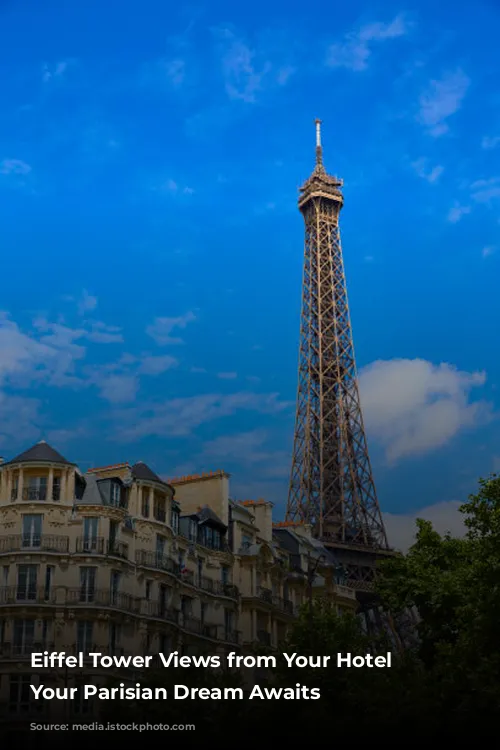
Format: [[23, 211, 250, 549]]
[[286, 119, 392, 590]]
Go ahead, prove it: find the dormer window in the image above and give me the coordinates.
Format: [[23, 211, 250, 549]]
[[110, 483, 121, 507], [188, 519, 197, 543], [171, 507, 179, 534]]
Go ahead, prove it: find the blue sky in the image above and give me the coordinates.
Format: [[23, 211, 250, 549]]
[[1, 0, 499, 547]]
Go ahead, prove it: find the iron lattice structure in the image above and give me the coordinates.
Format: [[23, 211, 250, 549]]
[[286, 121, 391, 587]]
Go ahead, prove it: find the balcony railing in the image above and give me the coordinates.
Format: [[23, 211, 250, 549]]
[[180, 568, 195, 585], [0, 535, 69, 554], [273, 596, 294, 615], [0, 640, 55, 657], [76, 537, 105, 554], [65, 588, 140, 613], [135, 549, 180, 576], [0, 586, 55, 605], [257, 586, 273, 604], [198, 577, 239, 599], [182, 616, 218, 639], [141, 600, 179, 624], [222, 629, 241, 644], [106, 540, 128, 559]]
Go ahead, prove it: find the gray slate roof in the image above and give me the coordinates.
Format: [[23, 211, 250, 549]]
[[77, 474, 104, 505], [131, 462, 167, 485], [6, 440, 73, 466]]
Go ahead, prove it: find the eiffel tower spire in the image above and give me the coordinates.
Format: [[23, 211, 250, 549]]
[[286, 120, 391, 589]]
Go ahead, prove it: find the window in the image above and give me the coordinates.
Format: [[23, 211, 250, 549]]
[[22, 515, 42, 548], [27, 476, 47, 501], [77, 620, 93, 652], [159, 584, 169, 617], [141, 492, 149, 518], [224, 609, 234, 637], [242, 534, 252, 550], [109, 623, 121, 654], [213, 530, 221, 550], [41, 619, 49, 647], [181, 596, 192, 617], [200, 602, 206, 624], [13, 619, 35, 655], [110, 571, 120, 605], [9, 675, 32, 713], [156, 535, 166, 560], [79, 567, 96, 603], [3, 565, 9, 586], [188, 519, 197, 542], [154, 496, 166, 523], [109, 520, 118, 552], [52, 475, 61, 501], [83, 517, 99, 552], [16, 565, 37, 601], [171, 507, 179, 534], [44, 566, 54, 601], [160, 634, 171, 654], [145, 580, 152, 600], [197, 557, 203, 582], [110, 482, 121, 506], [204, 526, 213, 548], [221, 566, 229, 585]]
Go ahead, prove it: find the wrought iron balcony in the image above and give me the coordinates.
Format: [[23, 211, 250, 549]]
[[141, 600, 179, 624], [257, 586, 273, 604], [198, 577, 239, 599], [0, 535, 69, 554], [106, 540, 128, 559], [76, 537, 105, 554], [0, 640, 55, 657], [181, 615, 218, 639], [0, 586, 55, 605], [222, 629, 241, 644], [180, 568, 195, 585], [65, 588, 140, 613], [135, 549, 180, 576]]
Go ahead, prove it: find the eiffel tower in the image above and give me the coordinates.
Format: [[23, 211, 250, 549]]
[[286, 120, 392, 590]]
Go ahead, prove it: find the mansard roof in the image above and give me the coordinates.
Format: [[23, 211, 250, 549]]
[[6, 440, 73, 466], [131, 461, 168, 485]]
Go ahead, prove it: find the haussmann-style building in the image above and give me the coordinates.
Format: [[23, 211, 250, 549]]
[[0, 440, 357, 720]]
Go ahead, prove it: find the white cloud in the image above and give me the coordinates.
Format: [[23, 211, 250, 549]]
[[217, 371, 238, 379], [447, 203, 471, 223], [97, 374, 138, 404], [146, 312, 196, 345], [138, 355, 178, 375], [113, 392, 291, 440], [213, 27, 293, 103], [384, 501, 466, 552], [411, 158, 444, 183], [481, 135, 500, 150], [358, 358, 492, 463], [42, 60, 71, 83], [0, 159, 31, 175], [78, 290, 97, 315], [482, 246, 496, 258], [418, 69, 470, 136], [471, 176, 500, 204], [326, 15, 409, 71]]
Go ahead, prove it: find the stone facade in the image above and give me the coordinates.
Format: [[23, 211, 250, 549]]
[[0, 441, 357, 718]]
